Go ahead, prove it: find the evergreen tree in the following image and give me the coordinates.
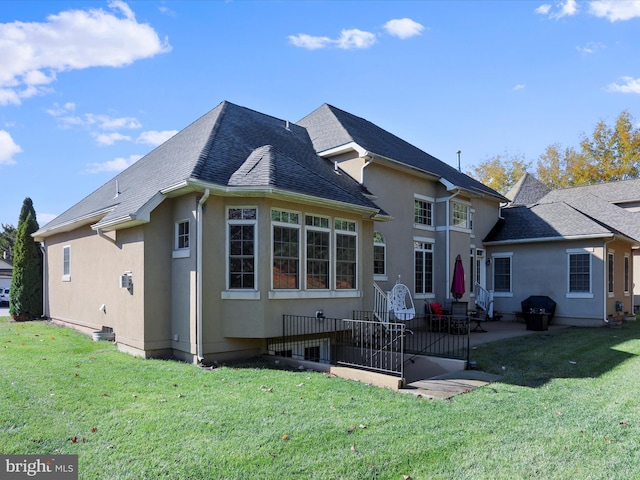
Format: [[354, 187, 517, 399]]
[[10, 198, 42, 321]]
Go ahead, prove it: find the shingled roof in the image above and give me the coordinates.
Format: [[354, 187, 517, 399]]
[[506, 173, 551, 205], [485, 178, 640, 245], [35, 102, 385, 238], [298, 104, 507, 201]]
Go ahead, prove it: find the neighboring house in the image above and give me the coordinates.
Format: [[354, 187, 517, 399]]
[[33, 100, 506, 363], [484, 175, 640, 326], [0, 256, 11, 290]]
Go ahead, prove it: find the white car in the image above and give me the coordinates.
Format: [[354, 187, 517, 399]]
[[0, 288, 9, 305]]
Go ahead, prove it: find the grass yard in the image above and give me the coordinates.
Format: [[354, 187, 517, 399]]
[[1, 317, 639, 479]]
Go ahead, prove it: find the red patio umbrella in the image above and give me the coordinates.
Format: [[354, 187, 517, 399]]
[[451, 254, 465, 299]]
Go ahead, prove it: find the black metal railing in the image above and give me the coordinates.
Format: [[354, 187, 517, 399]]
[[268, 312, 470, 378]]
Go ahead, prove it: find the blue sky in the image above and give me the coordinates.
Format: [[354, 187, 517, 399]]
[[1, 0, 640, 228]]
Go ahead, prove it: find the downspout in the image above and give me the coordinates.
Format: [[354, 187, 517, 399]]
[[603, 236, 614, 324], [359, 155, 373, 184], [445, 190, 461, 299], [196, 189, 210, 362], [39, 242, 48, 319]]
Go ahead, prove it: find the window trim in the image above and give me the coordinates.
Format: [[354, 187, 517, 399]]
[[373, 231, 387, 281], [414, 237, 435, 298], [304, 214, 331, 290], [226, 206, 258, 291], [452, 200, 471, 231], [173, 219, 191, 259], [608, 249, 615, 297], [334, 218, 358, 290], [492, 252, 512, 297], [62, 245, 71, 282], [566, 248, 593, 299], [624, 254, 630, 296], [271, 209, 301, 290], [414, 194, 435, 231]]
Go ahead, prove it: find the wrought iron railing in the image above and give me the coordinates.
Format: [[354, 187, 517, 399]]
[[268, 312, 470, 378]]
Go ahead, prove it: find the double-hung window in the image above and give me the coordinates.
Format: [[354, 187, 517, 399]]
[[305, 215, 330, 289], [414, 195, 434, 229], [452, 202, 470, 229], [272, 210, 300, 289], [567, 249, 592, 298], [173, 220, 190, 258], [414, 240, 434, 295], [335, 219, 357, 289], [62, 245, 71, 281], [492, 253, 512, 295], [227, 208, 257, 289]]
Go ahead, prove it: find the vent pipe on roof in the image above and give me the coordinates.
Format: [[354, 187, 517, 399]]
[[285, 120, 290, 131], [115, 180, 120, 198], [457, 151, 461, 173]]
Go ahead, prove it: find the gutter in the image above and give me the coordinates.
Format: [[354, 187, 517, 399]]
[[444, 190, 461, 299], [196, 188, 210, 362], [39, 242, 48, 319]]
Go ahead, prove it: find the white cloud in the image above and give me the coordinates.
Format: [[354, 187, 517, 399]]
[[576, 42, 605, 54], [84, 154, 142, 174], [536, 0, 579, 19], [513, 84, 526, 91], [589, 0, 640, 21], [0, 130, 22, 165], [0, 1, 171, 105], [136, 130, 178, 146], [383, 18, 425, 39], [287, 34, 333, 50], [94, 132, 132, 146], [336, 29, 377, 49], [535, 4, 552, 15], [607, 76, 640, 94]]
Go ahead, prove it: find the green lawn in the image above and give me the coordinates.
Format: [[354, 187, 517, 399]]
[[1, 317, 639, 479]]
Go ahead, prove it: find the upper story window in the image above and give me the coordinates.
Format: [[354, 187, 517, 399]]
[[335, 219, 357, 289], [62, 245, 71, 282], [414, 195, 434, 228], [272, 209, 300, 289], [227, 207, 257, 290], [566, 249, 593, 298], [373, 231, 386, 278], [176, 220, 190, 249], [452, 202, 470, 229]]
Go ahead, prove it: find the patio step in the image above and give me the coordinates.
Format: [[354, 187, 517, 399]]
[[400, 370, 502, 400]]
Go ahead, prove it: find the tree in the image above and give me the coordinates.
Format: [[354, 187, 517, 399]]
[[10, 198, 42, 321], [0, 224, 16, 262], [538, 110, 640, 188], [468, 152, 531, 195]]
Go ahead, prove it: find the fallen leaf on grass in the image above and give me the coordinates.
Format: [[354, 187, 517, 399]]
[[70, 436, 78, 443], [403, 476, 412, 480], [350, 444, 356, 451], [91, 427, 97, 433], [359, 424, 366, 429], [74, 373, 80, 377], [102, 393, 109, 397], [620, 422, 629, 427], [282, 434, 289, 441], [297, 382, 304, 387]]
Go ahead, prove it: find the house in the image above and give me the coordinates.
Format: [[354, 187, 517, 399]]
[[298, 104, 507, 308], [33, 101, 506, 363], [0, 256, 11, 291], [484, 174, 640, 326]]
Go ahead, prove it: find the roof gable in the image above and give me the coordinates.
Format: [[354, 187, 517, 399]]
[[506, 173, 551, 205], [298, 104, 507, 201], [35, 101, 383, 238]]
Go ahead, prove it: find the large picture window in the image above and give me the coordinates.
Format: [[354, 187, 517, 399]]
[[305, 215, 330, 289], [335, 219, 357, 289], [414, 241, 433, 295], [228, 208, 257, 289], [272, 210, 300, 289]]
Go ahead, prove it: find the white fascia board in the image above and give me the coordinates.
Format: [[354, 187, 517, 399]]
[[317, 142, 368, 158], [32, 207, 115, 240], [483, 233, 615, 246]]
